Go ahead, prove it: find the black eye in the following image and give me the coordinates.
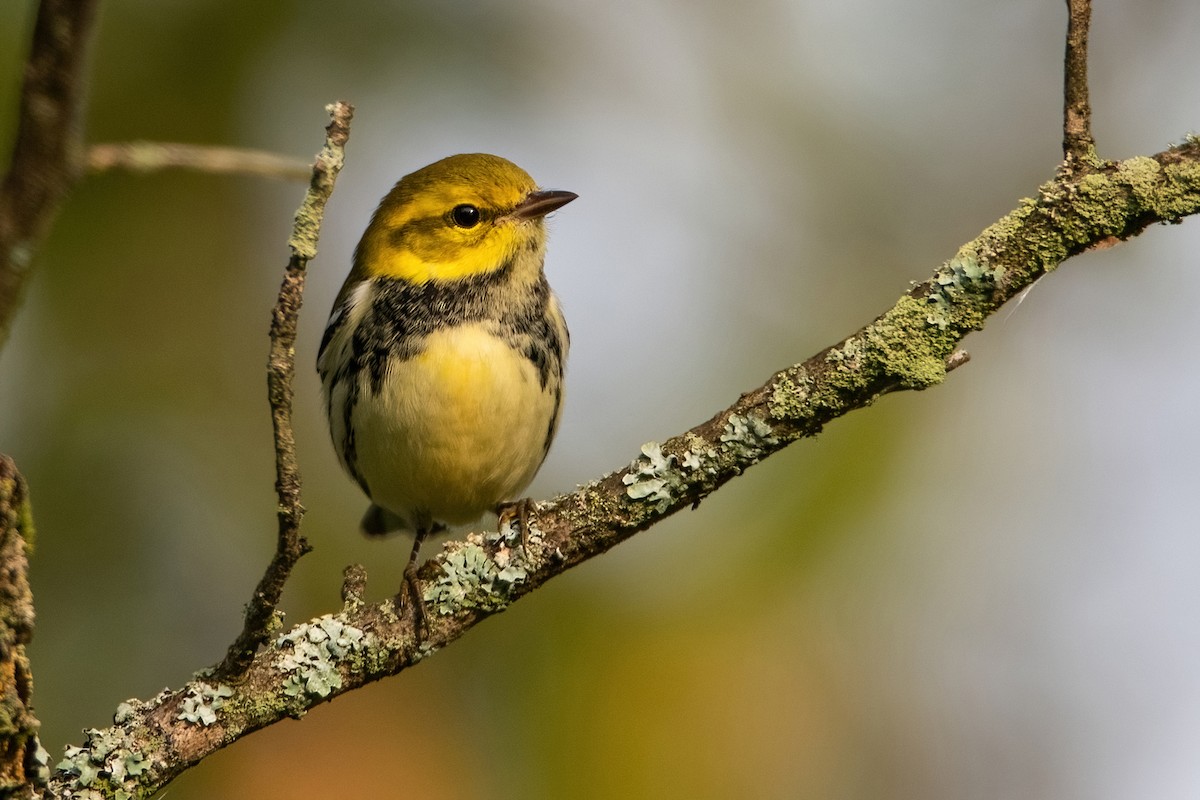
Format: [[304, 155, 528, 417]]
[[450, 204, 481, 228]]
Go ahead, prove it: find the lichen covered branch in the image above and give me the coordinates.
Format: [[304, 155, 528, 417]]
[[526, 144, 1200, 572], [0, 456, 44, 797], [212, 102, 354, 681]]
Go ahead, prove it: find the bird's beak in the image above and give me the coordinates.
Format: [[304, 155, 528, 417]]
[[510, 189, 578, 220]]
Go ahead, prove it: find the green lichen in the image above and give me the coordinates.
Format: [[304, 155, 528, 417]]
[[277, 616, 371, 699], [622, 441, 682, 512], [122, 752, 149, 778], [567, 478, 622, 530], [825, 338, 862, 371], [0, 469, 36, 555], [970, 194, 1062, 282], [414, 639, 441, 663], [1114, 156, 1162, 206], [1039, 154, 1200, 251], [767, 371, 813, 421], [494, 548, 528, 586], [176, 683, 234, 726], [680, 444, 716, 473], [924, 252, 1005, 330], [1115, 154, 1200, 219], [864, 296, 957, 390], [113, 703, 136, 726], [1059, 171, 1130, 244], [57, 746, 96, 789], [423, 536, 527, 615], [29, 740, 51, 787], [719, 413, 779, 463], [55, 726, 154, 799]]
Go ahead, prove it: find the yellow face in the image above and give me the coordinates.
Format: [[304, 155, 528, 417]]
[[355, 153, 559, 285]]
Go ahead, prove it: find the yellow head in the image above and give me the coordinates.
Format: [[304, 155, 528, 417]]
[[351, 153, 576, 287]]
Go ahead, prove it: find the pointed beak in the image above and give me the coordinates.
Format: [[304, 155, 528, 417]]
[[510, 189, 578, 221]]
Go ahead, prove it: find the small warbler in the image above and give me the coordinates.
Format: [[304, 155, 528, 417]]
[[317, 153, 576, 625]]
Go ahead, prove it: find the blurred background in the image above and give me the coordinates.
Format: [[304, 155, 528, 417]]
[[2, 0, 1200, 797]]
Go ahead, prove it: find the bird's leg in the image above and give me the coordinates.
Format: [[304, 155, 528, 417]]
[[496, 498, 534, 554], [400, 527, 430, 634]]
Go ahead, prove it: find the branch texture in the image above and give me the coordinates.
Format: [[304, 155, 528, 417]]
[[44, 140, 1200, 799], [0, 0, 99, 351], [1063, 0, 1095, 161], [87, 142, 312, 182], [0, 457, 43, 798], [212, 102, 354, 681]]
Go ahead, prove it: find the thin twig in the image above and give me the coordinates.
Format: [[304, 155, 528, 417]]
[[212, 101, 354, 681], [1063, 0, 1095, 162], [88, 141, 312, 181], [0, 0, 100, 351]]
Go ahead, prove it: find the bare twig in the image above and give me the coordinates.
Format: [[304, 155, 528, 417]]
[[87, 141, 312, 182], [212, 102, 354, 681], [0, 0, 100, 351], [1063, 0, 1095, 162]]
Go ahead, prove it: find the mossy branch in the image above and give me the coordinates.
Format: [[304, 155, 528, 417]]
[[0, 456, 44, 798], [43, 139, 1200, 799]]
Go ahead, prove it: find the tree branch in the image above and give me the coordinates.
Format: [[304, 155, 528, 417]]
[[1063, 0, 1094, 163], [0, 456, 44, 798], [0, 0, 100, 351], [211, 102, 354, 681], [45, 138, 1200, 799], [86, 142, 312, 182]]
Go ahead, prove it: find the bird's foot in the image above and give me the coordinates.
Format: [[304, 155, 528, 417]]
[[399, 560, 430, 635], [496, 497, 535, 553], [397, 525, 436, 636]]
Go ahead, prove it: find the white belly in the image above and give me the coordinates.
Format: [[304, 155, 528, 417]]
[[348, 322, 561, 527]]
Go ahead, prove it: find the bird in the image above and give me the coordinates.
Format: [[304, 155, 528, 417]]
[[317, 153, 575, 629]]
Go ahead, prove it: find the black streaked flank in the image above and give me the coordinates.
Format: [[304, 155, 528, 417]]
[[544, 383, 563, 455]]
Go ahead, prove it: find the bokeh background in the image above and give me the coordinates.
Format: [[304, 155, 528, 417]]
[[2, 0, 1200, 797]]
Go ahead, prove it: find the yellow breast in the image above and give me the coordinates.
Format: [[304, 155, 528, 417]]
[[347, 322, 563, 527]]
